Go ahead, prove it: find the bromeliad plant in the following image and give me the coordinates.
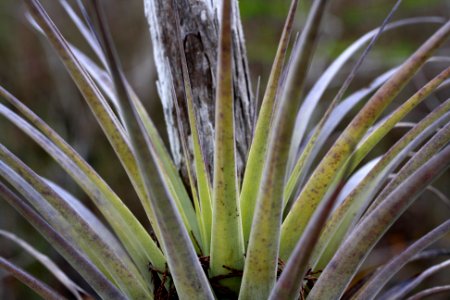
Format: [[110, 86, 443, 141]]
[[0, 0, 449, 299]]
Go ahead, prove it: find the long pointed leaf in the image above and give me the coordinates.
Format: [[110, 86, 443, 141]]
[[0, 229, 88, 300], [239, 1, 329, 298], [307, 144, 450, 300], [0, 146, 152, 298], [407, 285, 450, 300], [385, 259, 450, 299], [349, 65, 450, 172], [289, 17, 445, 161], [280, 21, 450, 260], [368, 118, 450, 214], [312, 107, 450, 270], [269, 170, 343, 300], [172, 11, 213, 255], [0, 257, 66, 300], [24, 0, 163, 243], [0, 182, 126, 300], [0, 88, 166, 277], [284, 67, 398, 207], [353, 220, 450, 300], [240, 0, 299, 247], [210, 0, 244, 287], [88, 1, 214, 298]]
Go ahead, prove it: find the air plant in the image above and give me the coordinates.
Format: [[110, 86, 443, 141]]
[[0, 0, 449, 299]]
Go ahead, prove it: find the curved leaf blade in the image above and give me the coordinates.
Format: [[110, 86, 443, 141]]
[[281, 21, 450, 260], [240, 1, 330, 298], [0, 182, 126, 300], [307, 144, 450, 300], [353, 220, 450, 300], [0, 257, 67, 300]]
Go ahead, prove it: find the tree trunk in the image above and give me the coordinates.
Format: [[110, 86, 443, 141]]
[[144, 0, 254, 185]]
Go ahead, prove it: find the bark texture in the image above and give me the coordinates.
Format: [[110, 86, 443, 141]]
[[144, 0, 254, 184]]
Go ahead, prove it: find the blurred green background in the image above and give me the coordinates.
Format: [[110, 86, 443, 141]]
[[0, 0, 449, 299]]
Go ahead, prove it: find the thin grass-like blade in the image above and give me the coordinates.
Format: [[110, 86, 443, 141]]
[[307, 144, 450, 300], [58, 0, 107, 66], [131, 94, 200, 246], [427, 185, 450, 209], [289, 17, 445, 161], [172, 90, 203, 254], [66, 41, 200, 248], [29, 0, 203, 255], [269, 171, 343, 300], [281, 21, 450, 260], [0, 257, 67, 300], [310, 101, 450, 270], [287, 51, 447, 202], [406, 285, 450, 300], [167, 8, 214, 255], [45, 179, 140, 259], [27, 12, 235, 247], [284, 67, 398, 205], [333, 157, 381, 208], [69, 46, 120, 111], [0, 146, 152, 298], [383, 259, 450, 299], [0, 230, 88, 300], [0, 89, 166, 276], [89, 0, 202, 247], [368, 118, 450, 214], [239, 1, 329, 298], [240, 0, 299, 247], [88, 2, 213, 298], [349, 65, 450, 172], [0, 182, 126, 300], [353, 220, 450, 300], [23, 0, 164, 242], [210, 0, 244, 286], [180, 58, 213, 256], [286, 0, 401, 193], [65, 41, 198, 245]]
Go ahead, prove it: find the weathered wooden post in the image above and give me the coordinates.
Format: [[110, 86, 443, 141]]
[[144, 0, 254, 184]]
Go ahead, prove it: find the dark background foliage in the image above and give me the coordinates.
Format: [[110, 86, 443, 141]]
[[0, 0, 449, 298]]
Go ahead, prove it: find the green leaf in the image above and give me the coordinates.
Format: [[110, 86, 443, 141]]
[[24, 0, 163, 241], [280, 21, 450, 261], [90, 0, 203, 249], [311, 93, 450, 271], [349, 65, 450, 172], [88, 2, 214, 298], [0, 89, 166, 278], [0, 147, 153, 298], [307, 144, 450, 299], [58, 0, 107, 67], [284, 68, 397, 206], [0, 182, 126, 300], [285, 12, 426, 203], [240, 0, 299, 247], [176, 32, 213, 255], [210, 0, 245, 286], [239, 1, 329, 298], [269, 169, 342, 300], [367, 111, 450, 213], [55, 36, 199, 248], [0, 229, 88, 300], [288, 17, 444, 162]]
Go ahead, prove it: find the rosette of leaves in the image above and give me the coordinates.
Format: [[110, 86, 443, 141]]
[[0, 0, 449, 299]]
